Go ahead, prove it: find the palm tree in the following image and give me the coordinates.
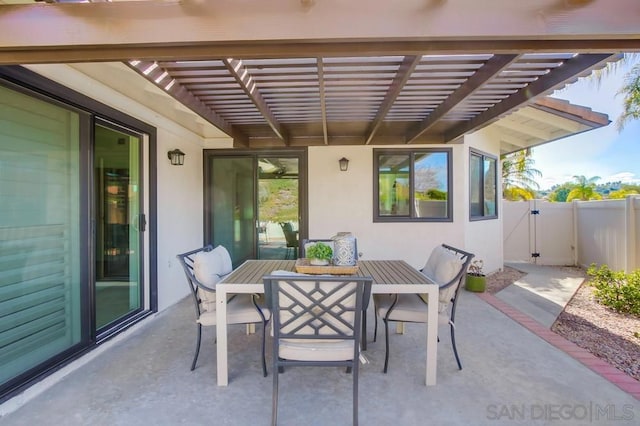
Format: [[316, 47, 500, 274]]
[[566, 175, 602, 201], [616, 62, 640, 130], [587, 52, 639, 131], [501, 149, 542, 200]]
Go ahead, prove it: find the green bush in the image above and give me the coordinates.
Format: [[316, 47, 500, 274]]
[[587, 264, 640, 316]]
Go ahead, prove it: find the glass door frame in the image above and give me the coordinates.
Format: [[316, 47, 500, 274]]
[[203, 148, 308, 262], [92, 117, 148, 337]]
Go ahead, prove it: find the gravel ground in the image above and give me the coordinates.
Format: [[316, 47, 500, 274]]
[[485, 266, 640, 382]]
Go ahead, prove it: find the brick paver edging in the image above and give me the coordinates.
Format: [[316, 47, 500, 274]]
[[476, 292, 640, 401]]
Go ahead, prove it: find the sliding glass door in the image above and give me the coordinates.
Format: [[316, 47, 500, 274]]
[[0, 71, 154, 400], [205, 150, 306, 265], [94, 122, 144, 331]]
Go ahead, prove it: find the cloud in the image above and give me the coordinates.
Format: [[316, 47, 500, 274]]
[[602, 172, 640, 184]]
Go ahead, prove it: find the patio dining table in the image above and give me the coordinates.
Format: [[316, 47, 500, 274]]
[[215, 259, 439, 386]]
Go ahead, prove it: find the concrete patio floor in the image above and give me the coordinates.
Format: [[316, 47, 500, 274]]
[[1, 266, 639, 425]]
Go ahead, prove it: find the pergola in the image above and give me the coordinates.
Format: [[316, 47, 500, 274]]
[[1, 0, 639, 149]]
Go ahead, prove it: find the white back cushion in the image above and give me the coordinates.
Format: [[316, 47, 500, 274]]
[[193, 250, 223, 287], [421, 246, 464, 312], [193, 246, 233, 312], [421, 245, 444, 278], [212, 245, 233, 275]]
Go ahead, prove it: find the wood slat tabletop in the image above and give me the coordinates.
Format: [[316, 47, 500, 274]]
[[221, 259, 432, 288]]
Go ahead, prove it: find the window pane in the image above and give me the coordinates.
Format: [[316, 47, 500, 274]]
[[0, 85, 82, 386], [378, 154, 410, 216], [94, 124, 142, 330], [470, 154, 482, 217], [484, 156, 497, 216], [210, 156, 255, 264], [414, 152, 448, 218]]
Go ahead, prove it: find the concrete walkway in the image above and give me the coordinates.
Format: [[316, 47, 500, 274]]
[[1, 264, 638, 425], [496, 262, 586, 328]]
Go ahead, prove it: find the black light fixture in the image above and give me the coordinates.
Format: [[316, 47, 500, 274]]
[[339, 157, 349, 172], [167, 149, 185, 166]]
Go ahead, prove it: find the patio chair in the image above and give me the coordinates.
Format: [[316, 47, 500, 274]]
[[176, 245, 270, 376], [279, 222, 299, 259], [264, 274, 372, 426], [373, 244, 474, 373]]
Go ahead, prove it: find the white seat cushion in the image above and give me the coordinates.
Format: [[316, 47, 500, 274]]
[[375, 293, 449, 325], [278, 339, 355, 361], [197, 293, 270, 326]]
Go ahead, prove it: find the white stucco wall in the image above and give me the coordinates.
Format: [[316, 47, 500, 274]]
[[463, 127, 504, 275]]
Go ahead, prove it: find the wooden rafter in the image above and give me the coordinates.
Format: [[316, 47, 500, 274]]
[[223, 58, 287, 143], [317, 58, 329, 145], [444, 53, 620, 142], [405, 54, 519, 144], [365, 55, 421, 145], [126, 60, 234, 136]]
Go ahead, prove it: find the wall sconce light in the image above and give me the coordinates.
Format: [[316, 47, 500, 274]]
[[339, 157, 349, 172], [167, 149, 185, 166]]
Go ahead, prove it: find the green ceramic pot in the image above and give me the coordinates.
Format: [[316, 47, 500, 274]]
[[465, 274, 486, 292]]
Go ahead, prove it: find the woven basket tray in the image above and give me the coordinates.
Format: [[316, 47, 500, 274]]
[[294, 258, 359, 275]]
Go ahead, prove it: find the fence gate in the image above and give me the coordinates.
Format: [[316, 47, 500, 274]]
[[503, 200, 575, 266]]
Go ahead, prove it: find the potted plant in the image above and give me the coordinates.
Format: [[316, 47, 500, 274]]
[[306, 242, 333, 266], [465, 259, 486, 292]]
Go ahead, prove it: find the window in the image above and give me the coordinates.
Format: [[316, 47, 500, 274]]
[[469, 150, 497, 220], [374, 149, 452, 222]]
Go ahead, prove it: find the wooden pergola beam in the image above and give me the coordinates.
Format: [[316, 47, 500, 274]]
[[444, 53, 621, 142], [1, 1, 640, 65], [127, 60, 234, 136], [223, 58, 287, 143], [365, 55, 421, 145], [317, 58, 329, 145], [405, 54, 519, 144], [2, 39, 640, 66]]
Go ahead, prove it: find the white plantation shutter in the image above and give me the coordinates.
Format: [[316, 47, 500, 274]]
[[0, 84, 82, 385]]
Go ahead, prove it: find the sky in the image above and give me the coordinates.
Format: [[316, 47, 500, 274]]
[[529, 57, 640, 190]]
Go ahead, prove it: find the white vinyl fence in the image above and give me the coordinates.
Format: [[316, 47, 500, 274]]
[[503, 196, 640, 272]]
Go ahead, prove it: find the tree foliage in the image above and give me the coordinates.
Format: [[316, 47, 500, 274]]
[[566, 175, 602, 201], [547, 183, 574, 202], [501, 149, 541, 200], [587, 53, 640, 131], [608, 188, 640, 199], [616, 62, 640, 131], [258, 179, 299, 222]]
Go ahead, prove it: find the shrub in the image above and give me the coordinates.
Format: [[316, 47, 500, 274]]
[[587, 264, 640, 317]]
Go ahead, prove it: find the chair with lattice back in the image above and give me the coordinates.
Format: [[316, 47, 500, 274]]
[[263, 274, 372, 426]]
